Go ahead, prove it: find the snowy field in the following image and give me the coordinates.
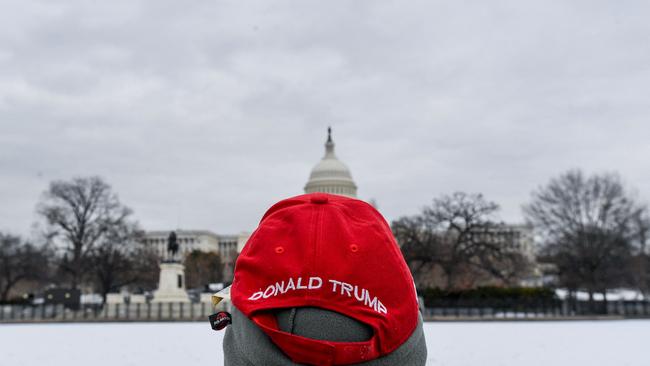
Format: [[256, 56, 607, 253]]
[[0, 320, 648, 366]]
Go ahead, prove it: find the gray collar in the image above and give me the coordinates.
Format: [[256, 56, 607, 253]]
[[223, 305, 427, 366]]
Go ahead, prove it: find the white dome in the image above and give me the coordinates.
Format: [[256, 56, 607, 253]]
[[304, 128, 358, 197]]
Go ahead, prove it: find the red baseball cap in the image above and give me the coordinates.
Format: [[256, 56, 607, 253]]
[[231, 193, 419, 365]]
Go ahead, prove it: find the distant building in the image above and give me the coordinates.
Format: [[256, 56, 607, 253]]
[[476, 224, 536, 262], [144, 230, 220, 260], [143, 129, 542, 289], [304, 127, 357, 197], [471, 223, 541, 286], [143, 230, 247, 283], [143, 128, 356, 285]]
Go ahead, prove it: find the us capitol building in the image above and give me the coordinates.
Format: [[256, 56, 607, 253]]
[[144, 128, 535, 284], [143, 127, 359, 282]]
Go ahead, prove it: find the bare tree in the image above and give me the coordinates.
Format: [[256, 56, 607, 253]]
[[394, 192, 529, 290], [634, 254, 650, 298], [89, 225, 159, 303], [472, 230, 531, 287], [392, 215, 440, 287], [38, 176, 134, 289], [0, 233, 50, 302], [630, 209, 650, 296], [184, 250, 223, 289], [523, 170, 646, 306]]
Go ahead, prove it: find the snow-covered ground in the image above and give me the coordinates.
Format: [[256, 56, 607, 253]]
[[0, 320, 647, 366], [555, 288, 647, 301]]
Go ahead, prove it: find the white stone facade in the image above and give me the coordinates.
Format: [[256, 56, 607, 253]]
[[304, 127, 358, 197], [469, 224, 536, 261], [144, 230, 221, 260], [502, 224, 536, 261], [143, 230, 248, 283]]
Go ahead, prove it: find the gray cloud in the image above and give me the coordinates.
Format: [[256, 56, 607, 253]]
[[1, 0, 649, 237]]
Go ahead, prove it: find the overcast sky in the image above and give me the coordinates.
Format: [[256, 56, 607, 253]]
[[1, 0, 649, 237]]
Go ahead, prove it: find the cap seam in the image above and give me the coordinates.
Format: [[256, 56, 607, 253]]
[[309, 204, 324, 304]]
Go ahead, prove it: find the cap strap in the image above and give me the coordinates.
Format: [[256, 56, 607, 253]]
[[252, 313, 380, 365]]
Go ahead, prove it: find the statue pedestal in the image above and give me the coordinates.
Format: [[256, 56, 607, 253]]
[[153, 261, 190, 303]]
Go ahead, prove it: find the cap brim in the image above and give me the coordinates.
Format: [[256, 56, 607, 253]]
[[212, 285, 232, 307]]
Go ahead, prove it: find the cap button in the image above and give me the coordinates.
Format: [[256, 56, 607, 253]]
[[310, 194, 329, 204]]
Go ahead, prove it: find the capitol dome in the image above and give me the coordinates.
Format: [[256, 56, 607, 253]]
[[304, 127, 358, 197]]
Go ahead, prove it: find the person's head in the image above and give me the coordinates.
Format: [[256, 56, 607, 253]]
[[223, 193, 427, 365]]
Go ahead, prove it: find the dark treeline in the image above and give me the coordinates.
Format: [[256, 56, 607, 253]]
[[524, 170, 649, 305], [394, 169, 650, 307], [1, 177, 158, 304], [0, 176, 219, 304], [393, 192, 531, 290], [0, 233, 50, 302], [2, 170, 649, 308]]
